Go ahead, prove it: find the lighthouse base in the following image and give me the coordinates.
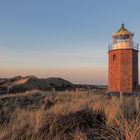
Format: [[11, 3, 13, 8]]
[[106, 91, 139, 96]]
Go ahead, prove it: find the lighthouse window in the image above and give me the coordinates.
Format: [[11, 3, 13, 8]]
[[113, 54, 117, 61]]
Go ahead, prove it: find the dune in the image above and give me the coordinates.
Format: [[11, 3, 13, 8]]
[[0, 76, 74, 94]]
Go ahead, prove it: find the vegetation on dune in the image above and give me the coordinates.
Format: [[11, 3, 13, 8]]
[[0, 90, 140, 140]]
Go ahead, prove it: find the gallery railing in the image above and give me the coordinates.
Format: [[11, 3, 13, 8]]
[[108, 41, 139, 51]]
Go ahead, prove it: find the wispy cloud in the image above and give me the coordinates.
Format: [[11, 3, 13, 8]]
[[0, 55, 15, 61]]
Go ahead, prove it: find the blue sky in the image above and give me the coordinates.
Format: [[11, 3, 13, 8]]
[[0, 0, 140, 84]]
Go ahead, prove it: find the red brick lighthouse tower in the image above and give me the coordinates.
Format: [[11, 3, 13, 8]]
[[108, 24, 139, 93]]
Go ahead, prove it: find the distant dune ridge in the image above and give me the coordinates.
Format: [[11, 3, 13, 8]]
[[0, 76, 74, 94], [0, 76, 98, 94]]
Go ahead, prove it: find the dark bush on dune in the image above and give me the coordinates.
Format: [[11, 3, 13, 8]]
[[40, 109, 105, 137], [1, 109, 106, 140]]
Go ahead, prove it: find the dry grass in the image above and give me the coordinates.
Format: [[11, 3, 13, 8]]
[[0, 90, 140, 140]]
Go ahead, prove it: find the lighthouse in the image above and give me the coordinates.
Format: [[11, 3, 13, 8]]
[[108, 24, 139, 93]]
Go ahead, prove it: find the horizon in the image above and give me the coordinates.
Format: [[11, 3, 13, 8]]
[[0, 0, 140, 84], [0, 75, 107, 85]]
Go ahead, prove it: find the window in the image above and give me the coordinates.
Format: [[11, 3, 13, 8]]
[[113, 54, 117, 61]]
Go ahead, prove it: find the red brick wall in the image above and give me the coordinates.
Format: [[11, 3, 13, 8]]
[[108, 49, 138, 93], [132, 51, 138, 91], [108, 50, 121, 92]]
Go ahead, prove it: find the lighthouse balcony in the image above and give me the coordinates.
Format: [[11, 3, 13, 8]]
[[108, 41, 139, 51]]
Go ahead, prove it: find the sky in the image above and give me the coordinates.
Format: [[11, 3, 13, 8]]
[[0, 0, 140, 84]]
